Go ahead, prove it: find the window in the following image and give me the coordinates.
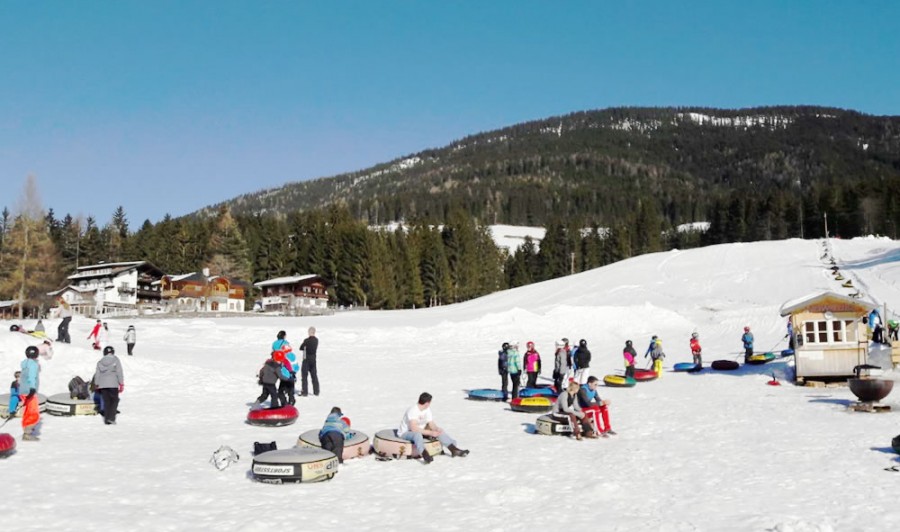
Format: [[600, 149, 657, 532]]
[[804, 319, 855, 345]]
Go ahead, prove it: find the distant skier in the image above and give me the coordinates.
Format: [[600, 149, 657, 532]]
[[573, 339, 591, 384], [552, 339, 568, 392], [690, 332, 702, 368], [523, 341, 541, 388], [622, 340, 637, 379], [645, 336, 665, 377], [742, 326, 754, 363]]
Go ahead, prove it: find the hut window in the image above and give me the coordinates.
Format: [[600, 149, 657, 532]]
[[803, 319, 854, 345], [832, 321, 843, 342]]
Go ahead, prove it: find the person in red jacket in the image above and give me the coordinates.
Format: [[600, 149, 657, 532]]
[[87, 319, 102, 350], [523, 341, 541, 388], [690, 332, 702, 368]]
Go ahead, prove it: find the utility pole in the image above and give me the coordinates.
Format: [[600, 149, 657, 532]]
[[570, 252, 575, 275], [824, 212, 828, 239], [797, 178, 804, 239]]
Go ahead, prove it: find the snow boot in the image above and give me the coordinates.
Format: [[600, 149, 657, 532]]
[[22, 427, 39, 441], [448, 444, 469, 457], [421, 450, 434, 464]]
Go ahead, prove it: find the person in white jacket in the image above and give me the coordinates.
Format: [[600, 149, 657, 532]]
[[123, 325, 136, 356], [98, 322, 110, 350]]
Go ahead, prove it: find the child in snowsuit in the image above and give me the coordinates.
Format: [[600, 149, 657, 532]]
[[622, 340, 637, 379], [742, 327, 754, 362], [645, 336, 665, 377], [319, 406, 354, 463], [256, 353, 283, 409], [690, 332, 702, 368], [552, 339, 568, 393], [578, 376, 614, 436], [19, 346, 41, 441], [8, 371, 21, 416], [523, 341, 541, 388]]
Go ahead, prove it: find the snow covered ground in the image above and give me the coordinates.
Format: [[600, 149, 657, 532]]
[[2, 237, 900, 531]]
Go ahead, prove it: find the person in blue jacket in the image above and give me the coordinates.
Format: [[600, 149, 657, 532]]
[[319, 406, 353, 463], [742, 326, 754, 362], [8, 371, 21, 416], [19, 346, 41, 441]]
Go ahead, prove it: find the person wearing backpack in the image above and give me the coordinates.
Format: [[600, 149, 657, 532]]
[[523, 341, 541, 388], [123, 325, 137, 356], [19, 346, 41, 441], [93, 346, 125, 425], [319, 406, 353, 464], [573, 339, 591, 384], [622, 340, 637, 379], [645, 336, 665, 377]]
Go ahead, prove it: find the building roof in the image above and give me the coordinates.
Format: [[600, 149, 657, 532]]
[[68, 261, 164, 281], [253, 274, 322, 288], [779, 291, 877, 317], [0, 299, 20, 309]]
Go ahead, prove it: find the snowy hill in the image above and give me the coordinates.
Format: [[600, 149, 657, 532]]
[[2, 237, 900, 531]]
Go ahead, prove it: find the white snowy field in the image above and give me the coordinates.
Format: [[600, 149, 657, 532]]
[[2, 237, 900, 532]]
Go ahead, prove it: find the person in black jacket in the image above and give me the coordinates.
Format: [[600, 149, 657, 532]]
[[299, 327, 320, 396], [573, 339, 591, 384], [498, 343, 511, 401], [255, 353, 282, 409]]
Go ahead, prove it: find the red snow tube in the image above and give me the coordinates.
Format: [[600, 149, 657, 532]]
[[0, 433, 16, 457], [711, 360, 740, 371], [633, 369, 658, 382], [247, 405, 299, 427]]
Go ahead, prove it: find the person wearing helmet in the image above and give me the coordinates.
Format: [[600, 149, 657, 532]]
[[552, 339, 568, 392], [690, 332, 702, 368], [573, 339, 591, 384], [93, 345, 125, 425], [742, 326, 754, 363], [272, 330, 296, 406], [523, 341, 541, 388], [19, 346, 41, 440], [622, 340, 637, 379], [645, 336, 665, 377]]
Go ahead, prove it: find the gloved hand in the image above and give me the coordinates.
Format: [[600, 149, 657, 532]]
[[119, 383, 124, 393], [27, 388, 36, 399]]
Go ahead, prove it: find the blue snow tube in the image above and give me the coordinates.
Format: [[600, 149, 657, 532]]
[[519, 387, 556, 398], [466, 389, 505, 401], [673, 362, 697, 372], [781, 349, 795, 357]]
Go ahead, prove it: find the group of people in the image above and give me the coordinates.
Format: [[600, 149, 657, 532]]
[[255, 327, 319, 409], [9, 340, 125, 441]]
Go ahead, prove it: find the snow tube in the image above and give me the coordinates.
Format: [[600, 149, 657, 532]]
[[711, 360, 740, 371], [246, 405, 299, 427], [0, 433, 16, 457], [535, 414, 573, 436], [466, 389, 505, 401], [673, 362, 697, 372], [510, 397, 553, 414], [9, 324, 19, 332], [892, 434, 900, 455], [297, 430, 371, 460], [0, 393, 48, 418], [603, 375, 636, 388], [633, 369, 658, 382], [519, 387, 556, 398], [372, 429, 443, 459], [45, 393, 98, 416], [251, 448, 339, 484], [781, 349, 795, 357], [746, 353, 776, 365]]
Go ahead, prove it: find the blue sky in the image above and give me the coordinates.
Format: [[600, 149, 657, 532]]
[[1, 1, 898, 225]]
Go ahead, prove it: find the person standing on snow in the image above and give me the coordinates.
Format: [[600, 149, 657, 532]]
[[868, 309, 884, 344], [784, 319, 796, 351], [552, 339, 568, 393], [98, 322, 110, 350], [742, 326, 754, 362], [123, 325, 137, 356], [57, 297, 72, 343], [645, 336, 665, 377], [272, 330, 296, 405], [498, 342, 512, 401], [299, 327, 320, 396], [690, 332, 702, 368], [93, 346, 124, 425], [87, 319, 102, 350], [622, 340, 637, 379], [507, 342, 523, 398], [8, 371, 21, 417], [573, 339, 591, 384], [523, 341, 541, 388], [19, 346, 42, 441]]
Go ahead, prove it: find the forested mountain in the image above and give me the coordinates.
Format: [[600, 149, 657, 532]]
[[201, 106, 900, 239]]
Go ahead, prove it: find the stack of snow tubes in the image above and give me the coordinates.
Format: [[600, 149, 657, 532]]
[[510, 397, 554, 414], [45, 392, 98, 416], [247, 404, 299, 427]]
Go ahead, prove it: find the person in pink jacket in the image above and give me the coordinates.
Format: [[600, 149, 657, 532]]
[[690, 332, 702, 368], [622, 340, 637, 379], [523, 341, 542, 388]]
